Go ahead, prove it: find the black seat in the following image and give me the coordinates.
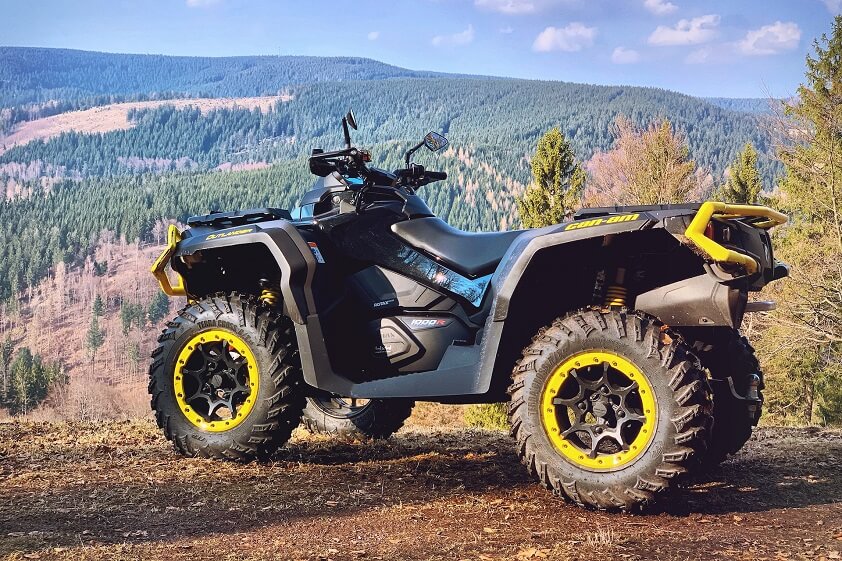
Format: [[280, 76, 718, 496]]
[[391, 217, 523, 277]]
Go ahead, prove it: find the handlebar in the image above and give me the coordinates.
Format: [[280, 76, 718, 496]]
[[394, 164, 447, 186], [310, 147, 447, 190]]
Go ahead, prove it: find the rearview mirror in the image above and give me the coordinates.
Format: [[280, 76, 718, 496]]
[[346, 110, 358, 130], [424, 131, 448, 152]]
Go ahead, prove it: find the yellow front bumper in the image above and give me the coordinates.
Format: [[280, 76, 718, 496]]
[[150, 224, 187, 297]]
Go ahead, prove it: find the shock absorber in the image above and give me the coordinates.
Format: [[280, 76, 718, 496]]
[[604, 268, 627, 308], [258, 279, 281, 308]]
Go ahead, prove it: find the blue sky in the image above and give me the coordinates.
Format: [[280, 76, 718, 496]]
[[0, 0, 836, 97]]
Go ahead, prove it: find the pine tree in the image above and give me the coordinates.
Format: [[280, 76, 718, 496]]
[[3, 347, 65, 415], [517, 127, 585, 228], [720, 143, 762, 204], [92, 294, 104, 317], [86, 316, 104, 355], [7, 348, 32, 415], [0, 337, 12, 404], [755, 15, 842, 424], [147, 291, 170, 324]]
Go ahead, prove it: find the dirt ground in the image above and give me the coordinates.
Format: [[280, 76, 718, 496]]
[[1, 421, 840, 561]]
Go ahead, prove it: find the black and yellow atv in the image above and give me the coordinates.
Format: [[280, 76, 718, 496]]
[[148, 112, 788, 510]]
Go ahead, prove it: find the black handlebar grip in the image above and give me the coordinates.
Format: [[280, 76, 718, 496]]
[[426, 171, 447, 181]]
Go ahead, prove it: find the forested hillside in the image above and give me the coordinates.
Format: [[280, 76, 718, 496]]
[[705, 97, 778, 114], [2, 74, 777, 183]]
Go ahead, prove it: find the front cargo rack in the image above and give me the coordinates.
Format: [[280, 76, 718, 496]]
[[186, 207, 292, 228]]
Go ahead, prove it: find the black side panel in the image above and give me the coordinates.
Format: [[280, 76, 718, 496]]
[[297, 214, 657, 399], [635, 273, 747, 328]]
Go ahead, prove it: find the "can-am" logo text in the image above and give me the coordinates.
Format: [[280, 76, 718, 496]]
[[564, 213, 641, 231]]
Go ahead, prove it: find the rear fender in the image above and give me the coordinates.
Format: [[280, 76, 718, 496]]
[[476, 213, 654, 396]]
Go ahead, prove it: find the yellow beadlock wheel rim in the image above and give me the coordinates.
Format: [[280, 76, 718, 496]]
[[540, 350, 657, 471], [174, 329, 259, 432]]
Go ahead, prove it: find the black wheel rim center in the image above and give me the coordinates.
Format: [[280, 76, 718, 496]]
[[181, 340, 251, 422], [552, 362, 648, 459]]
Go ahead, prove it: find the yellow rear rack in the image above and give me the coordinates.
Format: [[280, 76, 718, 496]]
[[685, 202, 787, 274], [150, 224, 187, 297]]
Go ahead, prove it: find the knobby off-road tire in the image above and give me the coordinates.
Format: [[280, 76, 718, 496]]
[[301, 393, 414, 440], [149, 292, 305, 461], [508, 310, 713, 511], [689, 330, 762, 467]]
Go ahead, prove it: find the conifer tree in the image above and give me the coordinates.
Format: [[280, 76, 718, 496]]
[[0, 337, 13, 404], [756, 15, 842, 424], [517, 127, 585, 228], [147, 291, 170, 324], [720, 143, 762, 204], [92, 294, 104, 317], [86, 316, 104, 355]]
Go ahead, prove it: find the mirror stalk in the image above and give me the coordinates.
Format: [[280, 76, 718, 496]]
[[342, 117, 352, 149], [404, 141, 425, 167]]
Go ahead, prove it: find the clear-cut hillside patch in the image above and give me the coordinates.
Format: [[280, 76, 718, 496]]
[[0, 95, 294, 155]]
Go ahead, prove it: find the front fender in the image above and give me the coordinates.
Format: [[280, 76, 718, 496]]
[[162, 221, 316, 324]]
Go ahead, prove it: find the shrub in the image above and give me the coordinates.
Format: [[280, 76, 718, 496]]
[[464, 403, 509, 430]]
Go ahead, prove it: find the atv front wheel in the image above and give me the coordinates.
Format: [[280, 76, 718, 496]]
[[508, 310, 712, 510], [148, 293, 305, 461], [301, 392, 413, 439]]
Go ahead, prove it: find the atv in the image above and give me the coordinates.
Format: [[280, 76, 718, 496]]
[[148, 111, 788, 510]]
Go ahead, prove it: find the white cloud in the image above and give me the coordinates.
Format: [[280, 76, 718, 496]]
[[367, 31, 380, 41], [533, 23, 597, 52], [822, 0, 842, 13], [474, 0, 536, 13], [643, 0, 677, 16], [611, 47, 640, 64], [685, 47, 712, 64], [737, 21, 801, 55], [185, 0, 219, 7], [499, 26, 514, 34], [432, 25, 475, 47], [648, 14, 720, 46], [474, 0, 572, 14]]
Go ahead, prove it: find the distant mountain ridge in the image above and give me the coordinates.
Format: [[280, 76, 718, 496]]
[[0, 47, 447, 107], [2, 46, 755, 111], [704, 97, 779, 115]]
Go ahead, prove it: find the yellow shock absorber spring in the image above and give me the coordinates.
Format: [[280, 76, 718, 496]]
[[604, 267, 627, 308], [259, 287, 281, 308]]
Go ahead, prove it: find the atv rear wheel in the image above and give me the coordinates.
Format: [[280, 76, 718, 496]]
[[301, 392, 413, 439], [148, 293, 305, 461], [686, 329, 762, 467], [508, 310, 712, 510]]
